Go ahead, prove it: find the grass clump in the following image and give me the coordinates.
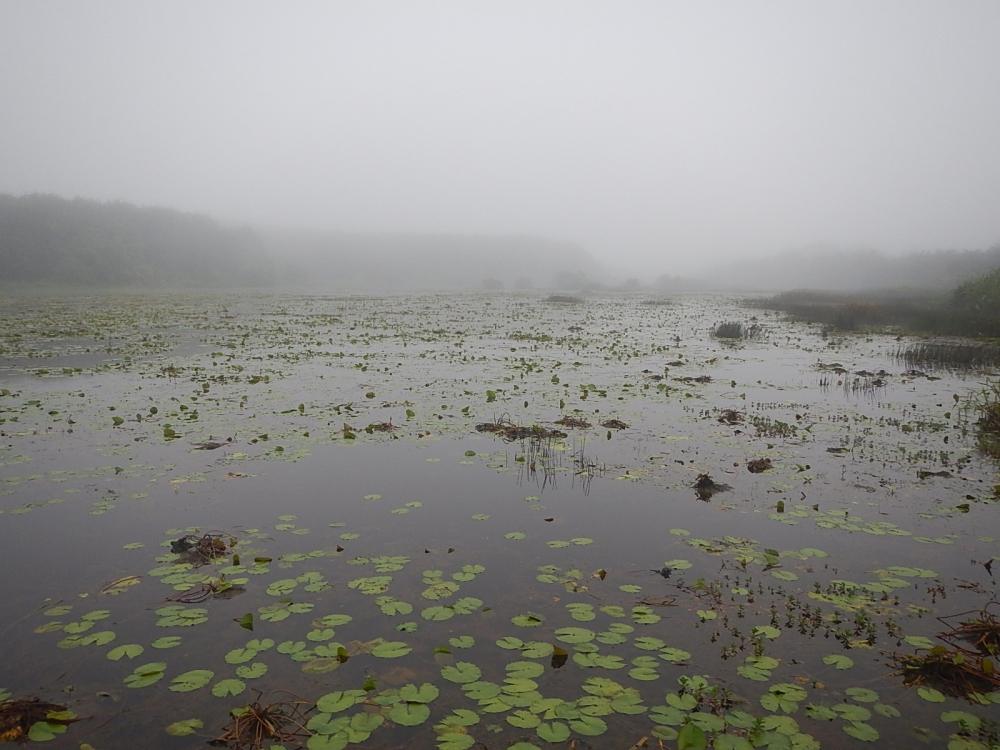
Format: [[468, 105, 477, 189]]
[[897, 342, 1000, 370], [895, 646, 999, 698], [213, 694, 311, 749], [972, 380, 1000, 458], [475, 418, 567, 442], [712, 320, 764, 340]]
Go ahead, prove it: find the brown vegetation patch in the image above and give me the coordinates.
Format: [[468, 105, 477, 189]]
[[894, 647, 999, 698], [693, 473, 731, 501], [747, 458, 773, 473], [600, 419, 629, 430], [0, 698, 76, 743], [475, 419, 567, 442], [211, 694, 311, 750], [170, 532, 233, 561], [717, 409, 744, 425]]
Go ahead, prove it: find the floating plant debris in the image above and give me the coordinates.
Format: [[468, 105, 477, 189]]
[[0, 698, 77, 743], [692, 473, 731, 500]]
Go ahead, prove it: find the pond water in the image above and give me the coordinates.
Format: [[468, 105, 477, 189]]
[[0, 292, 997, 749]]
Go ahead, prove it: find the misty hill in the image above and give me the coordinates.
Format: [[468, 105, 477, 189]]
[[264, 228, 597, 291], [0, 193, 272, 287], [711, 244, 1000, 292], [0, 193, 598, 291]]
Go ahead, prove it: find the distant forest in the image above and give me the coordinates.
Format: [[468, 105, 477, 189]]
[[0, 193, 273, 287], [2, 193, 998, 293], [0, 194, 595, 290]]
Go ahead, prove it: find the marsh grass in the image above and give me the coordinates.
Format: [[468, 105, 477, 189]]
[[897, 343, 1000, 370], [971, 379, 1000, 459], [748, 275, 1000, 337], [712, 320, 764, 340]]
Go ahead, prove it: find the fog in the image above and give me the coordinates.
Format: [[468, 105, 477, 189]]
[[2, 1, 1000, 280]]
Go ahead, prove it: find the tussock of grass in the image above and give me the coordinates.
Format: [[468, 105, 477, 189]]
[[897, 343, 1000, 370], [972, 380, 1000, 459], [213, 694, 311, 750], [712, 320, 764, 340]]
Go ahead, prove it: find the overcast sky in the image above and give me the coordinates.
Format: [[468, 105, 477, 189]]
[[2, 1, 999, 274]]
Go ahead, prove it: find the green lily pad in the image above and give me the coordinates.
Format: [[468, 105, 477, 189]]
[[371, 640, 412, 658], [169, 669, 214, 692], [389, 701, 430, 726], [211, 678, 246, 698], [165, 718, 203, 737], [442, 662, 482, 684], [106, 643, 144, 661]]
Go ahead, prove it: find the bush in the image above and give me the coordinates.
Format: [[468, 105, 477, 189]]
[[747, 268, 1000, 338], [954, 267, 1000, 313], [713, 320, 764, 340]]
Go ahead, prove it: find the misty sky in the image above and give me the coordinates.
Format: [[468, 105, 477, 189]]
[[2, 1, 999, 274]]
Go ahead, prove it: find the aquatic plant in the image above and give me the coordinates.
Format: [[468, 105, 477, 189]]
[[712, 320, 764, 340], [971, 379, 1000, 458], [897, 342, 1000, 370]]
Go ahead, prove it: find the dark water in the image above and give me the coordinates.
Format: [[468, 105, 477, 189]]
[[1, 293, 997, 749]]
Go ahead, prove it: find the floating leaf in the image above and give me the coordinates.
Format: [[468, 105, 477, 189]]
[[236, 662, 268, 679], [677, 723, 708, 750], [165, 718, 203, 737], [752, 625, 781, 640], [422, 606, 455, 622], [823, 654, 854, 670], [843, 722, 879, 742], [211, 678, 246, 698], [399, 682, 439, 703], [555, 627, 594, 644], [316, 690, 366, 713], [845, 687, 878, 703], [442, 662, 482, 684], [536, 720, 570, 743], [169, 669, 214, 692], [512, 612, 545, 628], [28, 721, 68, 742], [124, 662, 167, 688], [917, 686, 946, 703], [107, 643, 144, 661], [662, 559, 692, 570], [151, 636, 182, 649], [371, 640, 412, 658], [389, 702, 431, 726], [225, 647, 258, 665]]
